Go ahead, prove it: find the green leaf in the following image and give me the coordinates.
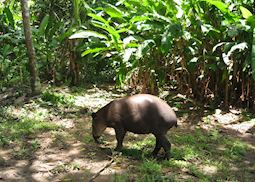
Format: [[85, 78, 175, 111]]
[[69, 30, 108, 39], [201, 24, 220, 34], [38, 15, 49, 36], [105, 4, 124, 18], [161, 33, 173, 54], [90, 20, 120, 45], [58, 27, 75, 42], [123, 48, 136, 63], [123, 36, 137, 46], [247, 16, 255, 28], [88, 13, 108, 24], [2, 44, 12, 57], [106, 26, 121, 45], [81, 47, 109, 57], [4, 7, 14, 28], [240, 6, 255, 28], [227, 42, 248, 55], [73, 0, 81, 25], [130, 16, 150, 23], [150, 11, 171, 23], [136, 39, 155, 59], [202, 0, 236, 20], [161, 24, 182, 53], [223, 42, 248, 68], [213, 42, 225, 52], [240, 6, 252, 19], [203, 0, 228, 14]]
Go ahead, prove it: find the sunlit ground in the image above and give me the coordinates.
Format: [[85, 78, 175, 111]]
[[0, 84, 254, 181]]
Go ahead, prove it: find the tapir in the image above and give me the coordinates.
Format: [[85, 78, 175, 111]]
[[91, 94, 177, 159]]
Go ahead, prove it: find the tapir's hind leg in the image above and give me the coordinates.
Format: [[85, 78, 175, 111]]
[[152, 136, 162, 157], [157, 135, 171, 160]]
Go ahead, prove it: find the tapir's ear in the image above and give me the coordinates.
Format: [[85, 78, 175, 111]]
[[92, 112, 96, 119]]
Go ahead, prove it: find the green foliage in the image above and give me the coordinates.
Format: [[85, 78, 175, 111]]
[[41, 90, 75, 106], [0, 3, 29, 89], [66, 0, 255, 108]]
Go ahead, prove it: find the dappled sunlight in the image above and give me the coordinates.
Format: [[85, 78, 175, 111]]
[[199, 164, 218, 175], [73, 86, 125, 111], [213, 109, 240, 124], [224, 119, 255, 134], [1, 85, 255, 181], [104, 128, 115, 136], [202, 109, 255, 132]]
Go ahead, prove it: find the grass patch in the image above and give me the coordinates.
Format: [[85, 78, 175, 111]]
[[171, 146, 199, 161], [131, 136, 155, 150], [0, 117, 59, 147], [1, 86, 253, 181], [139, 160, 162, 175], [123, 136, 155, 158], [41, 90, 75, 107], [126, 127, 252, 181], [82, 134, 94, 143], [50, 130, 71, 149], [222, 139, 249, 159]]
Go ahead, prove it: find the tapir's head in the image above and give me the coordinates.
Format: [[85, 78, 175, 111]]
[[91, 112, 107, 143]]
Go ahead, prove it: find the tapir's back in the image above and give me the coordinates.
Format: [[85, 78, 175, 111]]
[[108, 94, 177, 134]]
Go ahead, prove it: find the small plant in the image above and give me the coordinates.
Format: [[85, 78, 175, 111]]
[[83, 134, 94, 143], [139, 160, 162, 176], [41, 90, 75, 106], [51, 131, 70, 149], [230, 142, 248, 156], [31, 139, 41, 150], [13, 147, 31, 159], [113, 174, 130, 182], [50, 163, 81, 174]]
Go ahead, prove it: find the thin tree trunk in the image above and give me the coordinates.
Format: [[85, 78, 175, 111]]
[[68, 40, 79, 86], [21, 0, 41, 94]]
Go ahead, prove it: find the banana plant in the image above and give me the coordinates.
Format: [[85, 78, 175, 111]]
[[70, 0, 183, 88]]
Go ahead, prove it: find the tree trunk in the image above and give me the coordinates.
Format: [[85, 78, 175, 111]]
[[68, 40, 79, 86], [21, 0, 41, 95]]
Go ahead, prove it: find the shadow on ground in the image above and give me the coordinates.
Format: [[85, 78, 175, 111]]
[[0, 84, 254, 181]]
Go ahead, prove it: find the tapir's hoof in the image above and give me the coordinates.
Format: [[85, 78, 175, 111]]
[[154, 153, 170, 160], [114, 147, 122, 152], [151, 152, 158, 158], [164, 156, 169, 160]]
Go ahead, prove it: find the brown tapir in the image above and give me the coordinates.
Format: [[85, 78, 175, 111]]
[[91, 94, 177, 159]]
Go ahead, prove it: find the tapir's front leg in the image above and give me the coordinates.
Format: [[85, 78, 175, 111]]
[[114, 127, 126, 151]]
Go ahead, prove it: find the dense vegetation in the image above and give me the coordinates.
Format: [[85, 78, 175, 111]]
[[1, 0, 254, 110]]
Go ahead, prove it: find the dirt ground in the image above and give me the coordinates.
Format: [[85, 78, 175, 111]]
[[0, 86, 254, 181]]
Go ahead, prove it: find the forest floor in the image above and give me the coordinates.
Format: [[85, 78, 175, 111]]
[[0, 85, 255, 182]]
